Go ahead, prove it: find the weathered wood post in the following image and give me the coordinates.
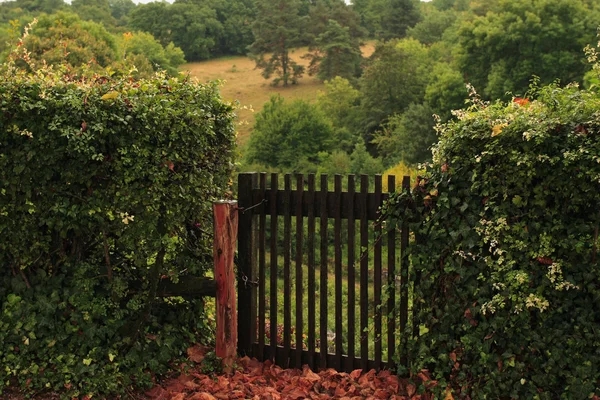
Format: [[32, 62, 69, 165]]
[[214, 200, 238, 371]]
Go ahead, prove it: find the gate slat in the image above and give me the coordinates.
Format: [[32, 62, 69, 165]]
[[387, 175, 396, 364], [360, 175, 369, 371], [283, 174, 292, 368], [270, 174, 278, 363], [319, 175, 329, 370], [346, 175, 356, 372], [374, 175, 383, 370], [400, 175, 410, 366], [295, 174, 304, 369], [237, 172, 257, 357], [307, 174, 316, 369], [334, 175, 343, 371], [258, 173, 267, 360]]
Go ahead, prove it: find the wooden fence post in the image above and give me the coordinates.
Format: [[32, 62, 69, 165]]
[[214, 200, 238, 371], [238, 173, 258, 357]]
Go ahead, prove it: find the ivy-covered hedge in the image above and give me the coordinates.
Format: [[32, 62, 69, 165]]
[[0, 56, 236, 396], [387, 81, 600, 398]]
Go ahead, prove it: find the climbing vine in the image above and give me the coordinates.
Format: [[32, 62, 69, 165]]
[[385, 79, 600, 397]]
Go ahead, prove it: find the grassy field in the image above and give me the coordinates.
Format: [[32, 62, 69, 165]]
[[181, 43, 375, 146]]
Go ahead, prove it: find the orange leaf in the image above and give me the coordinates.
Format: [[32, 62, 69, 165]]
[[349, 369, 363, 380], [186, 344, 211, 363]]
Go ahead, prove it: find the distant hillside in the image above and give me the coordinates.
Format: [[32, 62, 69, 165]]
[[182, 43, 375, 145]]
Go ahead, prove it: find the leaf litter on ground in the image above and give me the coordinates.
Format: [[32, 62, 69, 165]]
[[146, 346, 439, 400]]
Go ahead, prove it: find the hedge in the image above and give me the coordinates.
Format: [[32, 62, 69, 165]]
[[386, 81, 600, 398], [0, 53, 236, 396]]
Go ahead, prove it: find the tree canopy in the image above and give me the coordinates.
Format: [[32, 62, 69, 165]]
[[248, 0, 306, 86]]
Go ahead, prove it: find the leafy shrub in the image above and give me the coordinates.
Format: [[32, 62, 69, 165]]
[[0, 48, 235, 397], [385, 81, 600, 397], [245, 95, 334, 170], [121, 31, 186, 76]]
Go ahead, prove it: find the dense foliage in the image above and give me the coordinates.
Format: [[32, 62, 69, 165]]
[[0, 14, 186, 76], [0, 48, 236, 397], [245, 95, 333, 169], [384, 80, 600, 396]]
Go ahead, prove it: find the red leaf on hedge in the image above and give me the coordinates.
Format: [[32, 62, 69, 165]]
[[537, 257, 553, 265]]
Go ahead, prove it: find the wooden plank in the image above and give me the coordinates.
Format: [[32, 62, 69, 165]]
[[149, 277, 216, 298], [400, 175, 410, 367], [319, 175, 329, 370], [386, 175, 396, 364], [269, 174, 278, 362], [237, 172, 258, 357], [252, 344, 389, 372], [346, 175, 356, 372], [283, 174, 292, 368], [214, 201, 238, 371], [307, 174, 316, 369], [359, 175, 369, 371], [373, 175, 383, 370], [251, 190, 390, 220], [334, 175, 343, 371], [258, 173, 267, 361], [295, 174, 304, 369]]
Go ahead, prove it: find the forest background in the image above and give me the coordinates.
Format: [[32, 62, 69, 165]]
[[2, 0, 599, 178]]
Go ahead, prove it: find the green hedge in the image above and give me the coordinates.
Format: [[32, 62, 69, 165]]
[[0, 59, 236, 396], [386, 82, 600, 398]]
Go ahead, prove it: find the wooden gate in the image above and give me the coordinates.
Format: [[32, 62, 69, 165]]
[[237, 172, 414, 372]]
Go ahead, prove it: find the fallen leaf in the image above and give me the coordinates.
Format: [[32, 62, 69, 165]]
[[187, 344, 211, 363], [349, 369, 362, 380], [188, 393, 216, 400]]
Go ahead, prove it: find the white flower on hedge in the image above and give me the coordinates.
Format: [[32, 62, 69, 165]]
[[119, 212, 135, 225], [525, 294, 549, 312], [20, 129, 33, 138]]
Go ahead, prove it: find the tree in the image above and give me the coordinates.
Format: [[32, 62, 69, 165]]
[[458, 0, 597, 99], [359, 38, 429, 136], [372, 102, 437, 165], [249, 0, 306, 86], [349, 142, 383, 174], [424, 62, 467, 119], [316, 76, 362, 151], [351, 0, 386, 37], [23, 12, 118, 68], [407, 4, 457, 45], [129, 1, 224, 61], [307, 0, 366, 42], [380, 0, 421, 39], [213, 0, 256, 56], [0, 0, 66, 17], [351, 0, 420, 39], [305, 20, 362, 82], [122, 31, 185, 76], [108, 0, 135, 26], [246, 96, 333, 169], [71, 0, 117, 28], [129, 2, 171, 46]]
